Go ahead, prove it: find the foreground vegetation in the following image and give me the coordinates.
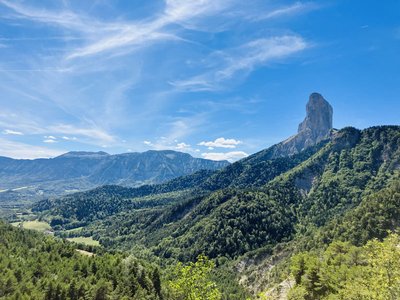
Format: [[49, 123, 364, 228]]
[[0, 221, 225, 300], [288, 233, 400, 299]]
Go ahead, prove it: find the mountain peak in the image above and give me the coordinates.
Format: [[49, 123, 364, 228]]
[[298, 92, 333, 142], [269, 93, 334, 158], [57, 151, 110, 158]]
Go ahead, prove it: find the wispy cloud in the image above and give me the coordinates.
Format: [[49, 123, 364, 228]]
[[2, 129, 23, 135], [0, 137, 64, 159], [1, 0, 235, 60], [1, 0, 104, 32], [67, 0, 236, 59], [254, 2, 318, 21], [201, 151, 248, 162], [171, 35, 308, 91], [48, 124, 115, 144], [198, 137, 242, 149], [0, 112, 114, 147]]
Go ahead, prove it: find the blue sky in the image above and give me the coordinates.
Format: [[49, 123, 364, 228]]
[[0, 0, 399, 161]]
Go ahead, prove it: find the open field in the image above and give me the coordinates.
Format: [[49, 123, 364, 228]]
[[67, 236, 100, 246], [64, 226, 84, 233], [76, 249, 95, 256], [22, 220, 52, 232]]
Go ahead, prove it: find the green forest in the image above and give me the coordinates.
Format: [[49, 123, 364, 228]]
[[0, 221, 226, 300], [2, 126, 400, 299]]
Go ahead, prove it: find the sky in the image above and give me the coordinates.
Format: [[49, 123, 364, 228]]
[[0, 0, 399, 161]]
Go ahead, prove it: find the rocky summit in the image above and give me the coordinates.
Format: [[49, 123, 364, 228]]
[[271, 92, 333, 158], [298, 92, 333, 145]]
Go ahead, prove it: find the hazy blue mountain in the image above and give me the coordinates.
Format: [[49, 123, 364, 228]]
[[0, 150, 229, 202]]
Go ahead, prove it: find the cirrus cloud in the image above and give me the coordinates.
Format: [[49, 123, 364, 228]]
[[0, 137, 64, 159], [170, 35, 308, 91]]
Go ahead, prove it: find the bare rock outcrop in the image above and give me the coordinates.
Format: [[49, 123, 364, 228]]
[[271, 93, 333, 158]]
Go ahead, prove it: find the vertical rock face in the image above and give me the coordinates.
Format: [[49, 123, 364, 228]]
[[270, 93, 333, 158], [297, 92, 333, 148]]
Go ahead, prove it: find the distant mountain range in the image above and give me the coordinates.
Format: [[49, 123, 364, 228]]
[[0, 150, 229, 202]]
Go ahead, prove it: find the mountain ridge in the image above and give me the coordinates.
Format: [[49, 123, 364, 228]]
[[0, 150, 229, 203]]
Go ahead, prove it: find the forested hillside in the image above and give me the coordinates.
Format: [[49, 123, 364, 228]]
[[0, 221, 163, 299], [287, 233, 400, 299], [33, 141, 327, 227], [0, 221, 230, 300], [35, 127, 399, 250], [30, 125, 400, 298]]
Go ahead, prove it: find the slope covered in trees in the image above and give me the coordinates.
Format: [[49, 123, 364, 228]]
[[37, 127, 398, 256], [24, 125, 400, 297], [0, 221, 163, 299], [288, 233, 400, 299], [33, 141, 326, 226], [0, 221, 230, 300]]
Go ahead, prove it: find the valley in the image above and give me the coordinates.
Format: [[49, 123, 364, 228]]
[[1, 94, 399, 299]]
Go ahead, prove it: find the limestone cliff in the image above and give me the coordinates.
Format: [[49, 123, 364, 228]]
[[270, 93, 333, 158]]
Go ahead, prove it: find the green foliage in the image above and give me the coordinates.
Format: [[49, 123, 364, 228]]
[[288, 233, 400, 300], [154, 189, 296, 260], [167, 255, 221, 300], [0, 221, 163, 299]]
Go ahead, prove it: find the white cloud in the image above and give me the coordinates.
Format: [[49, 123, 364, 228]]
[[171, 35, 308, 91], [43, 139, 57, 144], [175, 142, 191, 150], [0, 137, 64, 159], [2, 129, 23, 135], [143, 140, 153, 146], [62, 136, 77, 141], [201, 151, 248, 162], [198, 137, 242, 148], [44, 135, 56, 140], [43, 135, 57, 143]]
